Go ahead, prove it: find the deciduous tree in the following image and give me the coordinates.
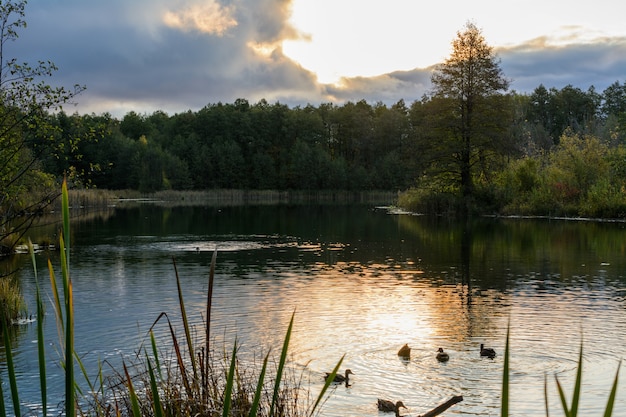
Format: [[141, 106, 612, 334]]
[[429, 22, 510, 212], [0, 0, 84, 256]]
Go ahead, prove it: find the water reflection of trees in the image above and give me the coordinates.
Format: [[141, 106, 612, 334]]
[[396, 215, 626, 289]]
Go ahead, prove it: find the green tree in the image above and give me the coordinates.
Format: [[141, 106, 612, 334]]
[[0, 0, 83, 255], [429, 21, 510, 212]]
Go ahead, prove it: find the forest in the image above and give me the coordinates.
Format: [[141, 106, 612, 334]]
[[25, 78, 626, 217], [4, 12, 626, 232]]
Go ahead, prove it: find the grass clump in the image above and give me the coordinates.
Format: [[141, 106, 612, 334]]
[[0, 278, 26, 327]]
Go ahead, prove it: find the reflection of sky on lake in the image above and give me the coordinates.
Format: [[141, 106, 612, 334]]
[[2, 206, 625, 416]]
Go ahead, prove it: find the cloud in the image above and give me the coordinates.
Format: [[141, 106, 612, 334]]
[[162, 1, 237, 36], [498, 35, 626, 93], [322, 69, 433, 104], [10, 1, 626, 117]]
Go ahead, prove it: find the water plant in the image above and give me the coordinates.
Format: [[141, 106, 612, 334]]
[[499, 323, 621, 417]]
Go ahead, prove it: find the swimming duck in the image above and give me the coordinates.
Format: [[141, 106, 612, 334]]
[[436, 347, 450, 362], [324, 369, 353, 383], [377, 399, 407, 416], [480, 344, 496, 358], [397, 343, 411, 358]]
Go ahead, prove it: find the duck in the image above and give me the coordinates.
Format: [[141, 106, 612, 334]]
[[324, 369, 353, 383], [397, 343, 411, 358], [436, 347, 450, 362], [377, 399, 407, 417], [480, 343, 496, 358]]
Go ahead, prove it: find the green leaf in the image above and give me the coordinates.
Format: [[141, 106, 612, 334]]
[[2, 326, 20, 417], [123, 362, 141, 417], [270, 310, 295, 417], [309, 355, 345, 417], [603, 360, 620, 417], [570, 340, 583, 417], [248, 350, 270, 417], [223, 339, 238, 417], [146, 355, 164, 417], [173, 259, 197, 378], [501, 322, 510, 417], [29, 239, 47, 417]]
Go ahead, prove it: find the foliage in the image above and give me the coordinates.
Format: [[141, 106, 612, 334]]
[[0, 277, 25, 326], [428, 21, 511, 209], [0, 0, 84, 256]]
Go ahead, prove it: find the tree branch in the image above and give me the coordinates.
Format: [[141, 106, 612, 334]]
[[418, 395, 463, 417]]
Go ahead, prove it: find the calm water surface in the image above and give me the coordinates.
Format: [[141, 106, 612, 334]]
[[2, 204, 626, 416]]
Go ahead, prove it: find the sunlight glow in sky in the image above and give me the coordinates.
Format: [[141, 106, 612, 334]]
[[14, 0, 626, 116], [282, 0, 626, 84]]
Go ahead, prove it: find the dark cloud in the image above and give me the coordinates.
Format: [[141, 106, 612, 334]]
[[498, 37, 626, 93], [321, 69, 433, 105], [10, 1, 626, 116]]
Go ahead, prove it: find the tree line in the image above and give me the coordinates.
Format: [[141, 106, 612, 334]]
[[4, 10, 626, 240], [27, 79, 626, 195]]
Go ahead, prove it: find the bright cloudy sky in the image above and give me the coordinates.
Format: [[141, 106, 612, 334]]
[[12, 0, 626, 117]]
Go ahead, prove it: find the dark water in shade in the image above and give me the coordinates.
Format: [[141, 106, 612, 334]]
[[2, 204, 626, 416]]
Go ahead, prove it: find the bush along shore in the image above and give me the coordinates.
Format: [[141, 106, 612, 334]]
[[0, 180, 621, 416]]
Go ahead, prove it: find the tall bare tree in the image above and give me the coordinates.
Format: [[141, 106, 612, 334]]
[[430, 22, 510, 212]]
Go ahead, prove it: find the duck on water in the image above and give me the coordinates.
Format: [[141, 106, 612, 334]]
[[480, 343, 496, 358], [377, 399, 406, 417], [324, 369, 353, 384]]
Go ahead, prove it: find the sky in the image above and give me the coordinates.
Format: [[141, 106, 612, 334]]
[[11, 0, 626, 118]]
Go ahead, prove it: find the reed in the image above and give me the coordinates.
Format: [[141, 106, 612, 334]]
[[500, 325, 621, 417], [0, 278, 26, 326]]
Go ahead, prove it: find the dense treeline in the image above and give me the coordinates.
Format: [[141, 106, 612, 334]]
[[33, 98, 419, 192], [30, 81, 626, 200]]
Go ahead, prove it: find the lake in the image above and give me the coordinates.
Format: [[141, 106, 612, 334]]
[[2, 203, 626, 416]]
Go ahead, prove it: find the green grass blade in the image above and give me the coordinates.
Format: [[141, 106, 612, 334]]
[[0, 368, 6, 417], [123, 362, 142, 417], [501, 322, 510, 417], [569, 340, 583, 417], [2, 326, 20, 417], [28, 239, 47, 417], [173, 259, 197, 380], [270, 310, 295, 417], [150, 330, 163, 380], [222, 339, 238, 417], [603, 360, 621, 417], [146, 354, 164, 417], [554, 376, 571, 417], [47, 259, 64, 340], [248, 350, 270, 417], [74, 350, 96, 401], [61, 178, 75, 417], [62, 177, 70, 268], [544, 373, 550, 417], [309, 355, 344, 417], [205, 249, 217, 380]]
